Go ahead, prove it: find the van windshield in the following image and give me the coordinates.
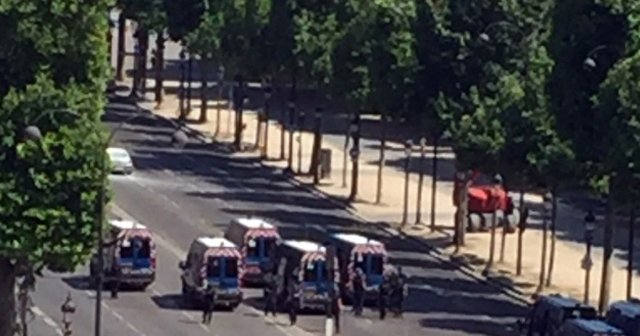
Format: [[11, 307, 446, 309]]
[[303, 261, 327, 282], [207, 257, 238, 278], [354, 253, 384, 275], [264, 238, 276, 258], [246, 238, 259, 258], [369, 254, 384, 275], [119, 237, 151, 259]]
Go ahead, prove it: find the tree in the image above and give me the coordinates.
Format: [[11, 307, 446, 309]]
[[184, 5, 224, 123], [292, 0, 343, 178], [332, 0, 418, 202], [120, 0, 168, 100], [0, 0, 111, 334], [592, 48, 640, 312]]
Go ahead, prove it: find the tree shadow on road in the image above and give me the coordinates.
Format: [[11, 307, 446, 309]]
[[419, 317, 517, 336]]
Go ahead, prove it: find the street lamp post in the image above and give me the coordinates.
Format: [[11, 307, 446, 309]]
[[286, 98, 296, 173], [348, 114, 361, 202], [296, 112, 306, 174], [583, 45, 610, 70], [537, 192, 553, 293], [61, 293, 76, 336], [179, 49, 186, 119], [24, 108, 187, 336], [415, 137, 427, 225], [583, 210, 596, 304], [401, 140, 413, 227], [262, 81, 272, 159], [186, 53, 194, 113], [214, 65, 225, 137]]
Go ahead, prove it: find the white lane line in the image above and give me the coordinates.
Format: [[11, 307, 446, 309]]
[[32, 306, 64, 336], [102, 301, 147, 336], [110, 202, 314, 336]]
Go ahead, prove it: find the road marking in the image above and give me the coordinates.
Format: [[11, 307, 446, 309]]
[[32, 306, 64, 336], [110, 202, 314, 336], [102, 301, 147, 336]]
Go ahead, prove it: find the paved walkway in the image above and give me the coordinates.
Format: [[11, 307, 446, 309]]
[[115, 62, 639, 310]]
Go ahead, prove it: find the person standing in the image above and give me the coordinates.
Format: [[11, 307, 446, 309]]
[[378, 273, 390, 320], [202, 285, 216, 325], [287, 268, 300, 326], [263, 271, 278, 317], [389, 272, 402, 317], [352, 268, 366, 316], [110, 256, 121, 299], [331, 287, 341, 334]]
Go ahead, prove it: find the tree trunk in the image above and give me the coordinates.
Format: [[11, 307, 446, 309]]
[[139, 29, 149, 96], [429, 136, 439, 231], [598, 189, 615, 313], [233, 75, 245, 150], [516, 190, 525, 276], [0, 258, 16, 336], [376, 111, 387, 205], [154, 34, 165, 106], [116, 14, 126, 81], [546, 189, 558, 287], [199, 59, 208, 123], [310, 109, 323, 184], [627, 209, 635, 300]]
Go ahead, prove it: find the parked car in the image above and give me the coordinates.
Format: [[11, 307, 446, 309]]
[[275, 240, 338, 311], [90, 219, 156, 290], [107, 147, 134, 174], [179, 237, 243, 310], [330, 233, 387, 303], [224, 217, 280, 286], [555, 319, 625, 336], [606, 300, 640, 336], [520, 294, 598, 335]]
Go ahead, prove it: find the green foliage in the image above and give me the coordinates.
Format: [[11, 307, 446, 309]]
[[332, 0, 418, 115], [0, 0, 111, 272], [292, 0, 342, 88], [120, 0, 166, 33], [164, 0, 205, 41], [184, 8, 224, 60]]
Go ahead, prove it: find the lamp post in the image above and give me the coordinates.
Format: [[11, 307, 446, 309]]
[[179, 49, 186, 119], [583, 45, 609, 69], [261, 80, 272, 159], [415, 137, 427, 225], [214, 65, 225, 137], [347, 114, 361, 202], [583, 210, 596, 304], [186, 52, 193, 113], [61, 293, 76, 336], [537, 192, 553, 293], [296, 111, 306, 174], [401, 140, 413, 227], [24, 108, 187, 336]]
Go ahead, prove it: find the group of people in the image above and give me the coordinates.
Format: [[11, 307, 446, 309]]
[[352, 266, 408, 320], [199, 265, 408, 328]]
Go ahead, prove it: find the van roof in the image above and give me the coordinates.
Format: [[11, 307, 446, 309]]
[[233, 217, 275, 230], [571, 319, 623, 333], [542, 294, 586, 308], [197, 237, 237, 248], [332, 233, 382, 246], [609, 300, 640, 317], [109, 219, 147, 230], [283, 240, 325, 253]]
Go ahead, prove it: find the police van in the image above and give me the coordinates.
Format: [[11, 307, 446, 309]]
[[606, 300, 640, 336], [555, 319, 625, 336]]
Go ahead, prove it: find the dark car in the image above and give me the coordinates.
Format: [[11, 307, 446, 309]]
[[606, 300, 640, 336], [555, 319, 625, 336], [521, 294, 598, 335]]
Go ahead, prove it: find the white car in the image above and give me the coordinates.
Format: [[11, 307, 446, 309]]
[[107, 147, 134, 174]]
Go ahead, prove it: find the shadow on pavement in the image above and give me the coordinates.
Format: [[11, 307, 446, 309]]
[[151, 293, 199, 311], [419, 317, 517, 336]]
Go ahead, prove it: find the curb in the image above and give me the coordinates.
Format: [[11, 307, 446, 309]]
[[143, 105, 531, 307]]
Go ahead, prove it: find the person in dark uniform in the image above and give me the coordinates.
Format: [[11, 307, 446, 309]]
[[202, 285, 216, 325], [352, 268, 366, 316], [263, 271, 278, 317], [286, 268, 300, 326], [378, 272, 390, 320], [395, 267, 408, 317], [110, 256, 121, 299], [389, 271, 402, 317], [330, 286, 341, 334]]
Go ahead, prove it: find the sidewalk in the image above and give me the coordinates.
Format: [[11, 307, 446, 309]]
[[133, 78, 639, 308]]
